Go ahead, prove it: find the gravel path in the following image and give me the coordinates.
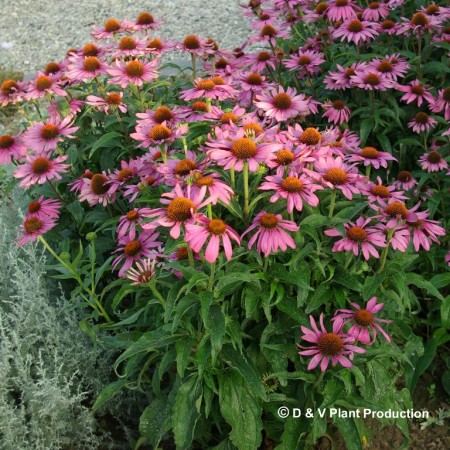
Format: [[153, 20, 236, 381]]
[[0, 0, 250, 73]]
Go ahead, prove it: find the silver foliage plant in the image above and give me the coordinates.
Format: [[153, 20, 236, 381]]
[[0, 201, 115, 450]]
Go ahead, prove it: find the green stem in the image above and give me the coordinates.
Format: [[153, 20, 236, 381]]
[[365, 165, 371, 181], [377, 228, 394, 273], [149, 281, 166, 307], [48, 179, 67, 203], [207, 203, 213, 220], [208, 262, 216, 291], [417, 32, 422, 81], [230, 167, 235, 190], [191, 54, 197, 80], [263, 256, 269, 272], [187, 246, 195, 268], [243, 161, 250, 223], [328, 190, 337, 219]]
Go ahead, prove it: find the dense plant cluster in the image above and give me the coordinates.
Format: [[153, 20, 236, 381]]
[[1, 0, 449, 448]]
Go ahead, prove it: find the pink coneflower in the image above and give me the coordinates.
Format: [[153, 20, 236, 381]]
[[284, 49, 325, 78], [113, 36, 147, 57], [18, 215, 58, 247], [117, 208, 153, 240], [326, 0, 360, 22], [142, 184, 211, 239], [419, 150, 448, 172], [0, 78, 26, 106], [145, 37, 176, 56], [360, 176, 408, 203], [397, 79, 435, 106], [373, 199, 420, 228], [254, 86, 309, 122], [112, 231, 162, 277], [397, 12, 441, 36], [242, 50, 277, 73], [136, 105, 179, 128], [68, 169, 94, 194], [107, 59, 159, 88], [369, 56, 409, 80], [205, 128, 273, 172], [322, 100, 351, 125], [252, 23, 290, 46], [177, 35, 214, 57], [333, 19, 379, 45], [91, 18, 125, 40], [236, 72, 273, 107], [445, 250, 450, 267], [25, 196, 61, 220], [347, 146, 397, 169], [393, 170, 417, 191], [323, 62, 367, 90], [190, 172, 235, 205], [298, 314, 366, 372], [78, 172, 116, 206], [205, 105, 246, 128], [180, 78, 236, 101], [374, 223, 410, 252], [0, 133, 26, 164], [14, 154, 68, 188], [407, 210, 446, 251], [325, 217, 386, 260], [26, 73, 67, 99], [350, 69, 393, 91], [126, 259, 157, 285], [66, 56, 108, 82], [131, 121, 187, 147], [242, 211, 299, 257], [86, 92, 127, 114], [132, 11, 163, 31], [408, 112, 437, 133], [429, 87, 450, 120], [176, 101, 211, 122], [185, 215, 240, 263], [308, 156, 362, 199], [332, 297, 391, 344], [22, 116, 78, 154], [379, 19, 401, 35], [362, 2, 389, 21], [259, 173, 322, 213], [157, 151, 206, 186]]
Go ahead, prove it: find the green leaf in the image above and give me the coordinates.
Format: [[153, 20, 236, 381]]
[[173, 376, 202, 449], [334, 417, 362, 450], [300, 214, 329, 227], [139, 396, 174, 448], [405, 273, 444, 300], [176, 337, 195, 378], [89, 131, 121, 157], [274, 417, 308, 450], [92, 379, 127, 412], [219, 370, 263, 450], [221, 345, 267, 400], [305, 284, 332, 313], [209, 305, 226, 357], [362, 272, 387, 300], [441, 296, 450, 329]]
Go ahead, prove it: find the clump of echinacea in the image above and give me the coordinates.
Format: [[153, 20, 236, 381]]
[[298, 314, 366, 372], [332, 297, 392, 344]]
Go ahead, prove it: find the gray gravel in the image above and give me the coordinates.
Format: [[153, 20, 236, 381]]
[[0, 0, 251, 73]]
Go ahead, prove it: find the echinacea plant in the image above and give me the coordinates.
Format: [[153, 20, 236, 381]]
[[3, 1, 449, 449]]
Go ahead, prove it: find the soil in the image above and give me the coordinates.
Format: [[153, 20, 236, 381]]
[[316, 373, 450, 450]]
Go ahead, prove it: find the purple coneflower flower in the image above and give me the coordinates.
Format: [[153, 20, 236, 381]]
[[14, 154, 69, 188], [185, 215, 240, 263], [325, 217, 386, 260], [298, 314, 366, 372], [393, 170, 417, 191], [322, 100, 351, 125], [107, 59, 159, 88], [418, 150, 448, 172], [362, 2, 389, 22], [0, 133, 26, 164], [66, 56, 108, 82], [350, 69, 393, 91], [23, 116, 78, 154], [126, 259, 157, 285], [91, 18, 125, 40], [346, 146, 397, 169], [408, 112, 437, 133], [18, 215, 58, 247], [112, 231, 162, 277], [25, 196, 61, 221], [332, 297, 391, 344], [86, 92, 127, 114], [254, 86, 309, 122], [132, 11, 163, 32], [242, 211, 299, 257], [326, 0, 360, 22], [429, 87, 450, 120], [284, 50, 325, 78], [333, 19, 379, 45], [26, 73, 67, 99], [78, 172, 116, 206], [117, 208, 153, 240], [360, 176, 408, 203], [190, 172, 235, 205], [259, 173, 322, 213], [397, 79, 435, 106], [180, 77, 236, 101], [407, 210, 446, 251]]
